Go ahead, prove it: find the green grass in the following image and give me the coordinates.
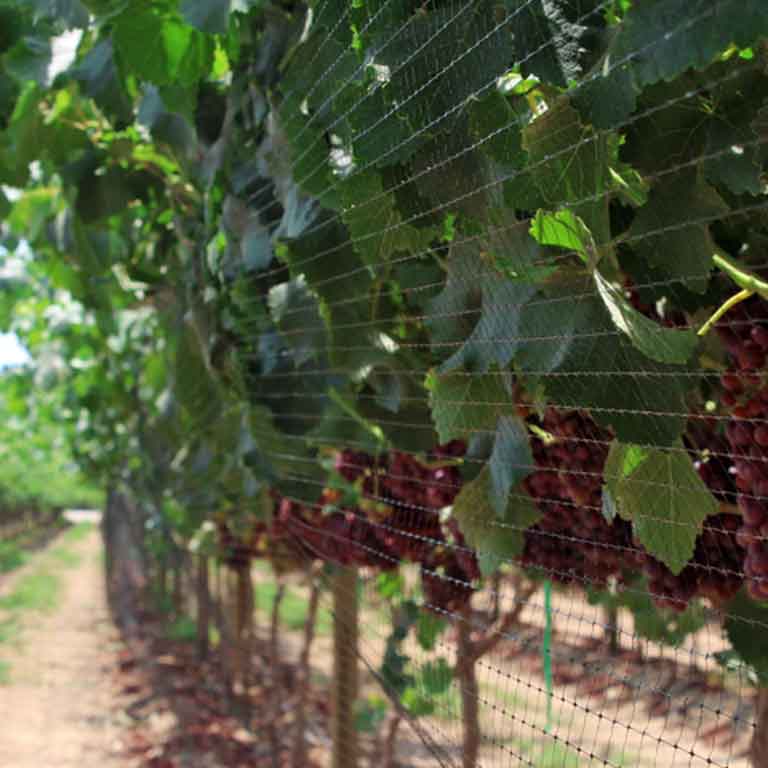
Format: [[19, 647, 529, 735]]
[[516, 739, 581, 768], [253, 581, 332, 634], [0, 570, 59, 613], [0, 660, 10, 685], [0, 541, 27, 574], [49, 546, 81, 568], [0, 617, 19, 645], [60, 522, 94, 544]]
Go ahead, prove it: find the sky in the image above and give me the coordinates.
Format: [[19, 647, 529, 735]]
[[0, 333, 30, 369]]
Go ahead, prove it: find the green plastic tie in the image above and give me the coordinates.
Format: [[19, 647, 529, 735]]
[[543, 580, 553, 732]]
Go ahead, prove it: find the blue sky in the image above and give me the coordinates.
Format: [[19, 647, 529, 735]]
[[0, 333, 30, 369]]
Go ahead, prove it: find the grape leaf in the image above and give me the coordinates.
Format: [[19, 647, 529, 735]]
[[519, 285, 691, 445], [181, 0, 231, 35], [268, 277, 325, 366], [114, 9, 213, 86], [594, 271, 698, 364], [613, 447, 718, 574], [489, 415, 534, 517], [453, 466, 540, 577], [281, 213, 374, 368], [5, 35, 51, 86], [339, 171, 437, 267], [468, 89, 526, 168], [626, 172, 728, 294], [504, 0, 606, 88], [573, 0, 768, 129], [428, 224, 541, 374], [529, 209, 592, 263], [71, 40, 133, 125], [427, 371, 511, 444], [724, 590, 768, 684], [523, 100, 617, 244]]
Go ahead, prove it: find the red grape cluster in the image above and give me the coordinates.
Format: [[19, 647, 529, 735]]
[[641, 513, 743, 611], [717, 296, 768, 601], [521, 409, 639, 587]]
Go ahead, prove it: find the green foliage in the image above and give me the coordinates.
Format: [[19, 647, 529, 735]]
[[604, 442, 718, 574], [0, 0, 765, 687]]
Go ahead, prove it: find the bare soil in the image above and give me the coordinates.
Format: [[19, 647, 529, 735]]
[[0, 528, 126, 768]]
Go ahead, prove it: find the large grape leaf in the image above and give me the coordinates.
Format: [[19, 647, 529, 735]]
[[180, 0, 231, 34], [489, 415, 533, 517], [724, 591, 768, 685], [428, 371, 512, 444], [428, 222, 543, 374], [573, 0, 768, 129], [468, 89, 526, 169], [70, 40, 133, 125], [113, 8, 213, 86], [280, 213, 376, 369], [610, 445, 718, 574], [453, 466, 540, 577], [339, 171, 437, 267], [268, 277, 325, 367], [369, 0, 513, 149], [504, 0, 606, 88], [594, 271, 698, 364], [523, 100, 616, 244], [626, 172, 727, 294], [519, 284, 691, 445]]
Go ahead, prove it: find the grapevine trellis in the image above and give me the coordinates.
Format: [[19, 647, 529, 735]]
[[2, 0, 768, 766]]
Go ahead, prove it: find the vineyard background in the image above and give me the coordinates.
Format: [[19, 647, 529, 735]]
[[2, 0, 768, 766]]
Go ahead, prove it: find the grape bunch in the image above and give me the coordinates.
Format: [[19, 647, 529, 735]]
[[716, 296, 768, 601], [421, 519, 480, 614], [521, 409, 639, 587], [641, 513, 743, 612]]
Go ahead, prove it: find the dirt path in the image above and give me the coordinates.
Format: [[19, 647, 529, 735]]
[[0, 527, 127, 768]]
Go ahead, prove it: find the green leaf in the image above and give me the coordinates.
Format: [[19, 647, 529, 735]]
[[504, 0, 605, 88], [453, 466, 540, 577], [468, 89, 526, 168], [724, 591, 768, 684], [339, 171, 437, 267], [428, 371, 511, 444], [181, 0, 231, 35], [529, 209, 592, 262], [573, 0, 768, 129], [488, 415, 533, 517], [281, 213, 373, 368], [268, 278, 325, 366], [613, 447, 718, 574], [114, 9, 213, 86], [418, 659, 452, 696], [626, 172, 728, 294], [416, 612, 446, 650], [428, 226, 539, 374], [594, 271, 698, 364], [523, 99, 616, 245], [71, 40, 133, 124], [5, 35, 52, 86], [520, 286, 691, 445], [602, 440, 651, 503]]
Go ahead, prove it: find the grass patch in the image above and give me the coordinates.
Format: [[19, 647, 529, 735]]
[[49, 547, 81, 568], [516, 739, 580, 768], [0, 541, 27, 574], [253, 581, 332, 634], [0, 570, 59, 613], [0, 659, 10, 685], [0, 617, 19, 645], [60, 522, 94, 544]]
